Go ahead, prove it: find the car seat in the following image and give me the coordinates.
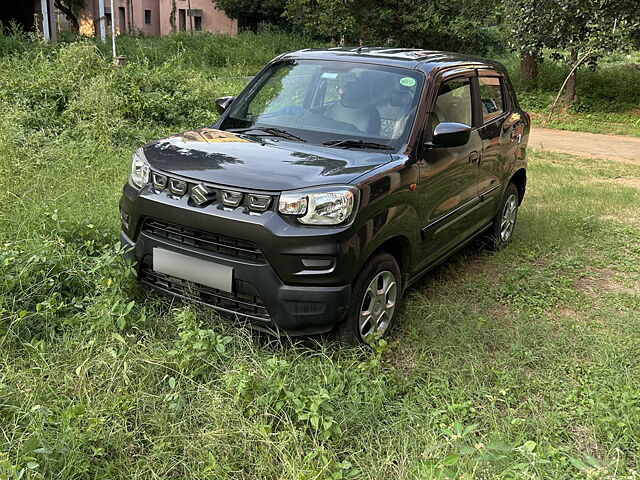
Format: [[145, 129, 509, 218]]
[[325, 77, 381, 135]]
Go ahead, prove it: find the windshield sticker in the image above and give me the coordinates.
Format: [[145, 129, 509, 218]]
[[321, 72, 339, 79], [400, 77, 416, 87]]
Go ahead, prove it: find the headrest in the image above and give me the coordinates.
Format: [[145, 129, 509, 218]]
[[390, 90, 412, 107], [340, 80, 372, 108]]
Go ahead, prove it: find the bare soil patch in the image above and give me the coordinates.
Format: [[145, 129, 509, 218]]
[[530, 127, 640, 165], [575, 267, 639, 297], [584, 177, 640, 189], [614, 177, 640, 188], [569, 424, 605, 459]]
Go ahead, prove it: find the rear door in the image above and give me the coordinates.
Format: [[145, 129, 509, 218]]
[[417, 69, 484, 268], [474, 71, 520, 217]]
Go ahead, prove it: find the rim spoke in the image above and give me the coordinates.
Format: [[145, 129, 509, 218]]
[[383, 279, 395, 296], [376, 313, 388, 331], [359, 308, 374, 334], [384, 301, 395, 315]]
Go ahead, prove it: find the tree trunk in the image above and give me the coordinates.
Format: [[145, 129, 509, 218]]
[[53, 0, 79, 31], [519, 52, 539, 79], [169, 0, 176, 32], [564, 48, 578, 103], [127, 0, 133, 34]]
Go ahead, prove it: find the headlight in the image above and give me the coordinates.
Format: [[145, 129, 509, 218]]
[[278, 185, 358, 225], [128, 148, 150, 190]]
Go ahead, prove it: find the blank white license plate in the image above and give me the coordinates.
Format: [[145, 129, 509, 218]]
[[153, 248, 233, 293]]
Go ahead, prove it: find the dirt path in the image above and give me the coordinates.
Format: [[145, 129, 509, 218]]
[[530, 127, 640, 165]]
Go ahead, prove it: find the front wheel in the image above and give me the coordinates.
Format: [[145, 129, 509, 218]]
[[333, 252, 402, 346], [486, 182, 519, 250]]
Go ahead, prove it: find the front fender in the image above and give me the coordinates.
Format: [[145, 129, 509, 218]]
[[349, 161, 420, 278]]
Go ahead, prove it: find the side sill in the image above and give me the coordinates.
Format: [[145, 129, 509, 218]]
[[408, 221, 492, 287]]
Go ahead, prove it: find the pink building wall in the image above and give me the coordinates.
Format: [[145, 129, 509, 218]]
[[78, 0, 237, 37]]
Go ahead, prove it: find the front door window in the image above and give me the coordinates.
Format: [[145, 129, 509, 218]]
[[431, 78, 473, 132]]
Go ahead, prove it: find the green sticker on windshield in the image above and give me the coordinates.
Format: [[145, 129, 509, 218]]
[[400, 77, 416, 87]]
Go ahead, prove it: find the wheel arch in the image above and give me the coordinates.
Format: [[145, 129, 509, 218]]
[[369, 235, 412, 289], [509, 168, 527, 204]]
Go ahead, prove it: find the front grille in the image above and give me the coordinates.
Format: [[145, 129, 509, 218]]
[[141, 267, 270, 319], [142, 218, 265, 263]]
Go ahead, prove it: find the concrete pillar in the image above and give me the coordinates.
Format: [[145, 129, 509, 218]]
[[48, 0, 57, 42], [98, 0, 106, 41], [40, 0, 50, 41]]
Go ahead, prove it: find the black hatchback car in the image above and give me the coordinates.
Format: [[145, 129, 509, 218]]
[[120, 47, 530, 344]]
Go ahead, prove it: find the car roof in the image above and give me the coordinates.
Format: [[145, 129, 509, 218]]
[[279, 47, 507, 74]]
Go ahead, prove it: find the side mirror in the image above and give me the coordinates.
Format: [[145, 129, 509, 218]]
[[215, 96, 235, 114], [428, 122, 472, 148]]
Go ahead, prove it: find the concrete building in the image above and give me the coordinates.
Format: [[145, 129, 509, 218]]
[[0, 0, 236, 42], [79, 0, 237, 37], [0, 0, 58, 42]]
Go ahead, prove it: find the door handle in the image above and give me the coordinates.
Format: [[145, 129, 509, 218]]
[[510, 127, 522, 144], [468, 151, 480, 164]]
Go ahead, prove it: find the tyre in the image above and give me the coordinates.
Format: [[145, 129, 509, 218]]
[[333, 252, 402, 346], [486, 182, 519, 250]]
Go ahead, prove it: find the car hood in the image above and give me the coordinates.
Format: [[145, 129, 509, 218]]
[[142, 127, 394, 191]]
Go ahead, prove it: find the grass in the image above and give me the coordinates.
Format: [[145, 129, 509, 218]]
[[1, 33, 640, 479]]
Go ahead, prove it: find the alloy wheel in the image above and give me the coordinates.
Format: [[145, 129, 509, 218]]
[[500, 193, 518, 242], [359, 270, 398, 340]]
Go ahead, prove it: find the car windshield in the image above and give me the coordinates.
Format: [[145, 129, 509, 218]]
[[220, 59, 424, 150]]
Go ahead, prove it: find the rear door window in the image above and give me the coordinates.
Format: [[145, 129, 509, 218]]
[[478, 76, 504, 123]]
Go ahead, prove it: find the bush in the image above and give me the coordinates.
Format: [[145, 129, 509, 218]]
[[0, 31, 311, 338]]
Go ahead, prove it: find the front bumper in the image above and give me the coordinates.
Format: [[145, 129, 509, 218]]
[[119, 178, 363, 335], [120, 229, 352, 336]]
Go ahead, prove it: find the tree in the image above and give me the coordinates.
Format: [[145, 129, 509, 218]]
[[213, 0, 287, 31], [546, 0, 638, 103], [508, 0, 639, 99], [169, 0, 176, 32], [54, 0, 85, 32], [284, 0, 377, 44], [284, 0, 499, 52], [505, 0, 555, 79]]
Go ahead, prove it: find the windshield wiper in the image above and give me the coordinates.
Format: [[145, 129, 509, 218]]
[[228, 127, 306, 143], [323, 139, 393, 150]]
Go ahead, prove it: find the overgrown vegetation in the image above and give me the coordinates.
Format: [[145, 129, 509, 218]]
[[1, 32, 639, 479], [502, 51, 640, 135], [2, 28, 638, 135], [212, 0, 639, 108]]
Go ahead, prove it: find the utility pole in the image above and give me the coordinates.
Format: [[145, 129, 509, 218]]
[[110, 0, 117, 57], [40, 0, 50, 41], [110, 0, 126, 65], [98, 0, 106, 41]]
